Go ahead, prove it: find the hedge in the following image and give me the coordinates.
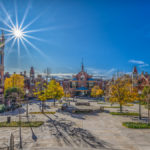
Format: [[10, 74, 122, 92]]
[[123, 122, 150, 129]]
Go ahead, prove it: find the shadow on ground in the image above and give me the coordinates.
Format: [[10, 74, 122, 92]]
[[43, 113, 116, 150], [0, 107, 26, 116]]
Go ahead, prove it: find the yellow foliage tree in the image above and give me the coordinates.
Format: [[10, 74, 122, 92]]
[[109, 77, 138, 112], [34, 82, 46, 112], [4, 74, 24, 92], [34, 80, 64, 109], [46, 80, 64, 106], [91, 86, 103, 98]]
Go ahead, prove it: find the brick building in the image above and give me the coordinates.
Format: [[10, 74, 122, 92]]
[[60, 63, 106, 97]]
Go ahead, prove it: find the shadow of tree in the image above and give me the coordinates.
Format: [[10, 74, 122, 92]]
[[44, 113, 115, 149], [0, 107, 26, 116], [27, 117, 38, 142]]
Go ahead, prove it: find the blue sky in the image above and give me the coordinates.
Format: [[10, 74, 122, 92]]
[[0, 0, 150, 78]]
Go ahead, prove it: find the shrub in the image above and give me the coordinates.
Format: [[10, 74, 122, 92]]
[[30, 112, 56, 114], [0, 104, 5, 113], [110, 112, 139, 116], [0, 121, 44, 127], [104, 106, 120, 108], [97, 102, 106, 104], [123, 122, 150, 129], [124, 104, 134, 106]]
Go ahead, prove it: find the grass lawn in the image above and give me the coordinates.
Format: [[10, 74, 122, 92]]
[[104, 106, 120, 108], [124, 104, 134, 107], [0, 121, 44, 127], [123, 122, 150, 129], [97, 102, 106, 104], [110, 112, 139, 116], [30, 111, 56, 114]]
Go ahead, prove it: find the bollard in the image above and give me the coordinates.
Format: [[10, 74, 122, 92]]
[[7, 116, 11, 123]]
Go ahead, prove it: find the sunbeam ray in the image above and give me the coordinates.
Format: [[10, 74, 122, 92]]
[[22, 36, 47, 58], [19, 1, 31, 30], [0, 1, 49, 63], [0, 2, 15, 28], [14, 0, 18, 29], [20, 38, 35, 65], [0, 27, 13, 33], [23, 34, 46, 42], [3, 36, 15, 46], [22, 13, 43, 31], [17, 38, 20, 57], [5, 37, 17, 58], [22, 27, 55, 34], [0, 17, 13, 30]]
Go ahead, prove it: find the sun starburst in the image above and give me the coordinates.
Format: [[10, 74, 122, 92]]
[[0, 1, 47, 59]]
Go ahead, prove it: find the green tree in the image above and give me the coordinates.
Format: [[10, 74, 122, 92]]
[[5, 87, 24, 105]]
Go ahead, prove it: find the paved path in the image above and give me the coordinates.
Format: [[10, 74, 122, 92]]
[[0, 100, 150, 150]]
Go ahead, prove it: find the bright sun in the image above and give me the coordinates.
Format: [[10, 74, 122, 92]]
[[0, 2, 46, 58], [13, 28, 23, 38]]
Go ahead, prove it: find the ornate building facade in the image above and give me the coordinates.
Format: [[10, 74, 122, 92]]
[[132, 66, 150, 90], [61, 63, 105, 97]]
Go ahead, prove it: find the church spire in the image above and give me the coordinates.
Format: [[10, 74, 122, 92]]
[[81, 58, 84, 71]]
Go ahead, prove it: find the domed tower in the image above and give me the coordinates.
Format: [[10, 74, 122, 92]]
[[0, 31, 5, 102]]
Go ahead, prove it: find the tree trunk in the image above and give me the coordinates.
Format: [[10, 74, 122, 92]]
[[120, 104, 122, 113], [54, 99, 55, 106], [148, 98, 150, 124], [139, 101, 141, 120], [42, 101, 44, 113]]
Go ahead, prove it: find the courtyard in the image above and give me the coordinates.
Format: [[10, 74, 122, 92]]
[[0, 99, 150, 150]]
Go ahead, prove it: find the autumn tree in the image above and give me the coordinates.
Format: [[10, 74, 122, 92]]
[[34, 80, 64, 110], [34, 82, 46, 112], [109, 77, 138, 112], [91, 85, 103, 98], [142, 86, 150, 123], [4, 74, 24, 91], [4, 74, 24, 105], [46, 80, 64, 106]]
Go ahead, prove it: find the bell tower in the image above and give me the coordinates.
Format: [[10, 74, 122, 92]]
[[132, 66, 138, 87], [0, 30, 5, 102]]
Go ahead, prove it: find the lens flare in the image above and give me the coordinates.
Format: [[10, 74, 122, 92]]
[[13, 28, 23, 38], [0, 2, 47, 58]]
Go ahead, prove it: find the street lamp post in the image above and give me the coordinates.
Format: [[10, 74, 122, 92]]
[[138, 90, 142, 120], [18, 96, 22, 149], [26, 89, 29, 117]]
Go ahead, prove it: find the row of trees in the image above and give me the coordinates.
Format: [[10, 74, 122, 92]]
[[4, 74, 64, 112]]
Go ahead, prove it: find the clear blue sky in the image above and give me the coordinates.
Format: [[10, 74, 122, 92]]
[[0, 0, 150, 78]]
